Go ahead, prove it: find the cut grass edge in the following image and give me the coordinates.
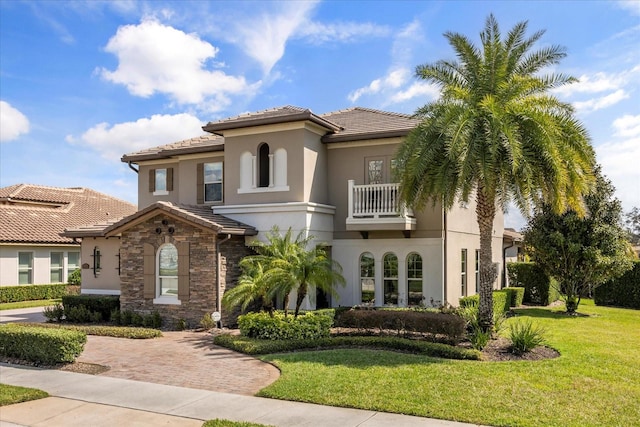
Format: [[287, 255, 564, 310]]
[[0, 383, 48, 406]]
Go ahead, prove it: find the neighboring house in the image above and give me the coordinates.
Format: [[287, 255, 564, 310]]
[[65, 106, 505, 326], [502, 228, 525, 287], [0, 184, 136, 287]]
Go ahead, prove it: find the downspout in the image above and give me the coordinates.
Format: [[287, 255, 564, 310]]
[[216, 233, 232, 328], [443, 211, 448, 306], [128, 161, 139, 174]]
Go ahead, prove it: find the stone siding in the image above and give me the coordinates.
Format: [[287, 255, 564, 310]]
[[119, 213, 251, 328]]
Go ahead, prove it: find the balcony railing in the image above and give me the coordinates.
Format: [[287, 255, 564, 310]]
[[346, 180, 416, 231]]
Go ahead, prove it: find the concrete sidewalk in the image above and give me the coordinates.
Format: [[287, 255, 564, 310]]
[[1, 364, 484, 427]]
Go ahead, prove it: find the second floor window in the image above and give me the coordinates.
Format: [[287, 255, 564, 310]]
[[204, 162, 223, 202], [258, 143, 270, 188], [149, 168, 174, 194]]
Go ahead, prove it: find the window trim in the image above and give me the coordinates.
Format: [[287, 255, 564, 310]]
[[461, 249, 468, 297], [50, 251, 64, 283], [359, 252, 375, 305], [153, 243, 181, 305], [406, 252, 423, 307], [203, 161, 223, 203], [150, 168, 173, 195], [383, 252, 399, 305]]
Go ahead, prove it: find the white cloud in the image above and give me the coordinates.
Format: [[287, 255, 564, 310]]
[[553, 72, 623, 97], [298, 21, 390, 44], [68, 113, 204, 161], [596, 136, 640, 211], [0, 101, 30, 142], [613, 114, 640, 138], [573, 89, 629, 113], [348, 69, 410, 102], [99, 19, 257, 110], [617, 0, 640, 16], [389, 82, 440, 104]]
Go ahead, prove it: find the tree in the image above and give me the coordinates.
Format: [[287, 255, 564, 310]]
[[624, 207, 640, 245], [396, 15, 595, 331], [223, 226, 345, 318], [524, 167, 634, 313]]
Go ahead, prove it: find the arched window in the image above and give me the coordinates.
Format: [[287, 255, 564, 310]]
[[360, 252, 375, 304], [383, 253, 398, 305], [407, 253, 423, 306], [157, 244, 178, 297], [258, 143, 270, 187]]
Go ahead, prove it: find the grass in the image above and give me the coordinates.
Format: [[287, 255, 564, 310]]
[[202, 420, 273, 427], [0, 299, 61, 310], [0, 384, 48, 406], [257, 300, 640, 427]]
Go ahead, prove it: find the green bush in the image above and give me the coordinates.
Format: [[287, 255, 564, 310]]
[[42, 303, 65, 322], [503, 287, 525, 307], [459, 290, 510, 318], [238, 311, 333, 340], [0, 284, 70, 303], [334, 308, 465, 344], [20, 322, 162, 339], [0, 324, 86, 364], [61, 294, 120, 323], [507, 263, 560, 305], [508, 319, 546, 355], [67, 269, 81, 286], [214, 334, 480, 360], [594, 260, 640, 309]]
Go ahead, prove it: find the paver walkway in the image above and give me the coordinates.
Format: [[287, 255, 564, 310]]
[[77, 330, 280, 395]]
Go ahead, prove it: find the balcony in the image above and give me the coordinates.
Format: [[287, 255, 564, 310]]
[[346, 180, 416, 231]]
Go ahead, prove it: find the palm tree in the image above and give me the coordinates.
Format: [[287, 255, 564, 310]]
[[222, 259, 273, 314], [396, 14, 595, 332], [229, 226, 345, 318]]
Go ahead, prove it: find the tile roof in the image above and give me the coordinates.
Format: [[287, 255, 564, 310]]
[[0, 184, 137, 244], [122, 134, 223, 162], [100, 201, 257, 237], [122, 106, 419, 162]]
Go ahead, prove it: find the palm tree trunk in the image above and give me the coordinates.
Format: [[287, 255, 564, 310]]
[[294, 282, 308, 318], [476, 187, 497, 333]]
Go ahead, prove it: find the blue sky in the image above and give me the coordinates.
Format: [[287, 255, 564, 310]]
[[1, 0, 639, 230]]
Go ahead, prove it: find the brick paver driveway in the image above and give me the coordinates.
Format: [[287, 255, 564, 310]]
[[76, 331, 280, 395]]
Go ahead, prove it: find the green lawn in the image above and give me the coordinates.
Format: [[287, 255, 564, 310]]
[[258, 300, 640, 427], [0, 299, 61, 310], [0, 384, 48, 406]]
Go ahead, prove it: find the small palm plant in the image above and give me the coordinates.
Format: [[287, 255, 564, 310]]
[[508, 319, 546, 355]]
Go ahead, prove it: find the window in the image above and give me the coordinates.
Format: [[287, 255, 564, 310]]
[[149, 168, 173, 194], [475, 250, 480, 293], [18, 252, 33, 285], [383, 253, 398, 305], [50, 252, 63, 283], [461, 249, 468, 297], [68, 251, 80, 276], [365, 156, 396, 184], [204, 162, 223, 202], [407, 253, 423, 306], [157, 244, 178, 298], [367, 159, 384, 184], [258, 143, 270, 188], [360, 252, 375, 304]]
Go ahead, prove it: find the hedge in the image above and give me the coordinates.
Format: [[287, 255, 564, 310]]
[[503, 287, 525, 307], [334, 308, 465, 344], [507, 262, 560, 305], [0, 284, 72, 303], [459, 290, 510, 318], [61, 294, 120, 322], [20, 322, 162, 339], [0, 324, 86, 364], [594, 260, 640, 309], [238, 311, 333, 340], [213, 334, 481, 360]]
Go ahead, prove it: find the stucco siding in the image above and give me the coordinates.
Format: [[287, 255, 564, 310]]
[[0, 244, 80, 286], [79, 237, 122, 295]]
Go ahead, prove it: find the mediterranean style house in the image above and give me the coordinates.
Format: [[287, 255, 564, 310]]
[[0, 184, 136, 286], [64, 106, 505, 326]]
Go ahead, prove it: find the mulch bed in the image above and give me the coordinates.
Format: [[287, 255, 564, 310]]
[[480, 337, 560, 362], [1, 356, 109, 374]]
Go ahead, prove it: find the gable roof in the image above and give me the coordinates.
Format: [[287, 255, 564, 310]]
[[0, 184, 137, 245], [84, 201, 257, 237], [122, 106, 419, 163]]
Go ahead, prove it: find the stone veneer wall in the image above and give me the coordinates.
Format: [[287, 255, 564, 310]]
[[218, 235, 252, 327], [119, 213, 252, 328]]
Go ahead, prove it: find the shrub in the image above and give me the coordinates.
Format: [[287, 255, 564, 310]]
[[175, 318, 188, 331], [507, 262, 560, 305], [238, 311, 333, 340], [61, 294, 120, 322], [594, 260, 640, 309], [459, 290, 510, 319], [457, 302, 502, 349], [67, 268, 81, 286], [334, 308, 465, 344], [214, 334, 481, 360], [20, 322, 162, 339], [0, 284, 69, 303], [508, 319, 546, 355], [0, 324, 86, 364], [504, 287, 525, 307], [43, 303, 65, 322], [200, 313, 216, 330]]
